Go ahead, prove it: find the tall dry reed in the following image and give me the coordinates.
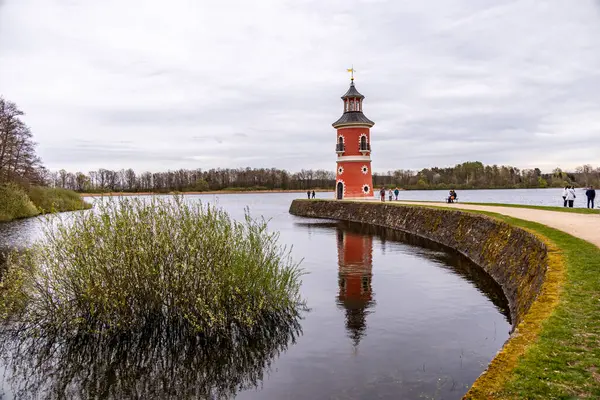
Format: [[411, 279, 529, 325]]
[[0, 196, 304, 337]]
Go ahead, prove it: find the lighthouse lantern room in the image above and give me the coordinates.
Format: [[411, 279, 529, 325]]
[[332, 71, 374, 199]]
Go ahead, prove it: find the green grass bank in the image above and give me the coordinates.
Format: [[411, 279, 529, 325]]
[[0, 184, 91, 222], [465, 211, 600, 399]]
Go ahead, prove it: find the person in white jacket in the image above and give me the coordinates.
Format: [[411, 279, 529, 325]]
[[562, 186, 568, 207], [565, 186, 576, 208]]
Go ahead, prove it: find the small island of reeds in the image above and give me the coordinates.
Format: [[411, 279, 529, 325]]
[[1, 196, 304, 335], [0, 196, 304, 397]]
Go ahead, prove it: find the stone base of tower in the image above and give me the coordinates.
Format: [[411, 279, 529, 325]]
[[335, 161, 374, 200], [335, 194, 374, 200]]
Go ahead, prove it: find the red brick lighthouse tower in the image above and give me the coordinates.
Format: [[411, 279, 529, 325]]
[[333, 69, 375, 200]]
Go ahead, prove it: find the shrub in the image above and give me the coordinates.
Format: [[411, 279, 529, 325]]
[[26, 186, 91, 213], [0, 196, 304, 336], [0, 183, 39, 222]]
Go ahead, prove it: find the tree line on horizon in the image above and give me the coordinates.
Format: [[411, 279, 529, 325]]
[[48, 161, 599, 193], [2, 97, 598, 193]]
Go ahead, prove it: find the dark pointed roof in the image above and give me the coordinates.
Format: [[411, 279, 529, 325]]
[[341, 81, 364, 99], [332, 112, 374, 128], [338, 296, 374, 347], [333, 81, 375, 128]]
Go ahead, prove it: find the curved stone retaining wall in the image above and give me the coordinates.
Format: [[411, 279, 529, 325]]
[[289, 200, 549, 329]]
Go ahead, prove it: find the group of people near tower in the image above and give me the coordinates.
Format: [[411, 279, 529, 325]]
[[377, 187, 459, 203], [319, 184, 596, 209], [563, 186, 596, 208], [378, 187, 401, 201]]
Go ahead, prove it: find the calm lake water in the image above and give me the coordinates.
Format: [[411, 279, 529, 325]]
[[0, 192, 512, 399]]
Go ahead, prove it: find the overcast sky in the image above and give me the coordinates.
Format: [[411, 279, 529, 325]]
[[1, 0, 599, 173]]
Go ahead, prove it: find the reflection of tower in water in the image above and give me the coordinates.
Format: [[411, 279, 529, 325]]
[[336, 228, 375, 347]]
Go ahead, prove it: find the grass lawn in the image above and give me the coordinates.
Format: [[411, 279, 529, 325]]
[[459, 210, 600, 399], [399, 202, 600, 397]]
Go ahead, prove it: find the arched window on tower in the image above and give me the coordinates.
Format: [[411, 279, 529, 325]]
[[360, 135, 369, 152], [337, 136, 345, 152]]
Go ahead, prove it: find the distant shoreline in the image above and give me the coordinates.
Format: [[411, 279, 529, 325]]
[[79, 187, 576, 198], [80, 189, 333, 197]]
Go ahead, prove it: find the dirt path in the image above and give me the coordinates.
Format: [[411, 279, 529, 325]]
[[393, 201, 600, 248]]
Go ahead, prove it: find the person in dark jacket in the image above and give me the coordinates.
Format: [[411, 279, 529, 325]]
[[307, 190, 311, 199], [447, 190, 457, 203], [311, 190, 316, 199], [586, 186, 596, 209]]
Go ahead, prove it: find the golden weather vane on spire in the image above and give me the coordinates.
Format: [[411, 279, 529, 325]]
[[346, 66, 355, 81]]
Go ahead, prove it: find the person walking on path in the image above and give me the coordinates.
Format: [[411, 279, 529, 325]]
[[379, 187, 386, 202], [562, 186, 568, 207], [566, 186, 576, 208], [307, 190, 311, 199], [586, 186, 596, 209], [311, 190, 316, 199], [394, 188, 399, 201], [388, 189, 393, 201]]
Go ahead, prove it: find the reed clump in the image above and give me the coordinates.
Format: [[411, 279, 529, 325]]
[[0, 183, 39, 221], [27, 186, 91, 213], [0, 196, 304, 336], [0, 184, 91, 222]]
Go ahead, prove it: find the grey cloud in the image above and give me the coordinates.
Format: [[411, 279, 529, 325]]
[[1, 0, 599, 173]]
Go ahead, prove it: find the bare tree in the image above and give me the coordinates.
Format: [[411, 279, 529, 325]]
[[0, 97, 44, 184]]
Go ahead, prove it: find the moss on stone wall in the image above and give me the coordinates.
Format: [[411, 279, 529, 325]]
[[465, 231, 564, 398], [290, 199, 548, 328]]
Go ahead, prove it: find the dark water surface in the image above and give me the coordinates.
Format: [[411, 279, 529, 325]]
[[0, 193, 510, 399]]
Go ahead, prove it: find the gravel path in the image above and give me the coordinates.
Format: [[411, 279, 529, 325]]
[[393, 201, 600, 248]]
